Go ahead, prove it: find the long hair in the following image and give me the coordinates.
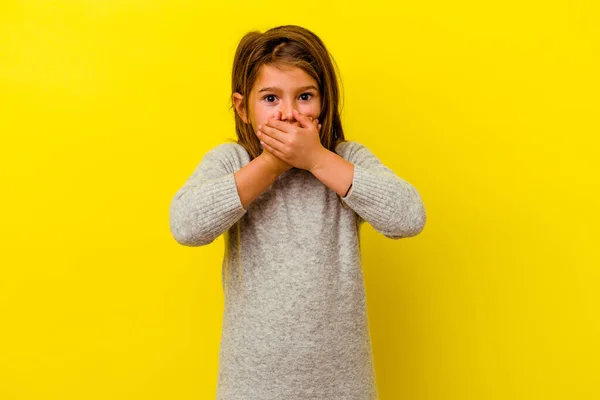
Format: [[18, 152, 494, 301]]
[[228, 25, 346, 160]]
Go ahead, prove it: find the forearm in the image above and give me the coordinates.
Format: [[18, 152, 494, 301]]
[[309, 149, 354, 197], [234, 154, 282, 209]]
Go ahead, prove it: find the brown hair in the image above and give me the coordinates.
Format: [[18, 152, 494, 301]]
[[228, 25, 346, 160]]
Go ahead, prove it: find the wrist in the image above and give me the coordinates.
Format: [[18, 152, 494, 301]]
[[309, 148, 332, 175], [258, 153, 287, 177]]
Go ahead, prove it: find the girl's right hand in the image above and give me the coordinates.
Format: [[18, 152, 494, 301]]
[[260, 111, 293, 175], [259, 111, 321, 175], [261, 150, 292, 176]]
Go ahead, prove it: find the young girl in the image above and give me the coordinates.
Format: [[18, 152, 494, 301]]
[[169, 25, 426, 400]]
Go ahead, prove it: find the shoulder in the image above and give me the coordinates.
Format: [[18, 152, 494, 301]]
[[334, 140, 379, 164], [205, 142, 248, 159], [201, 142, 251, 173], [334, 139, 366, 154], [203, 142, 250, 162]]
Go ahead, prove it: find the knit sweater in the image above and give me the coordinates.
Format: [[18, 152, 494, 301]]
[[169, 140, 427, 400]]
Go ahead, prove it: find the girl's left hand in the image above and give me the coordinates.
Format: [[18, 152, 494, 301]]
[[256, 108, 328, 172]]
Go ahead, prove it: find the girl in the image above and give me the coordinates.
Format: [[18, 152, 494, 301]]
[[169, 25, 427, 400]]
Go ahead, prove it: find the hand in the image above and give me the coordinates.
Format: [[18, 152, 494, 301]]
[[259, 111, 294, 175], [257, 108, 326, 171]]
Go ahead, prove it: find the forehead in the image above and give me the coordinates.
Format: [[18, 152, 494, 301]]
[[253, 64, 318, 91]]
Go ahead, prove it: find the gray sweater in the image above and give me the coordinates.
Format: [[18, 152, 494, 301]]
[[169, 140, 427, 400]]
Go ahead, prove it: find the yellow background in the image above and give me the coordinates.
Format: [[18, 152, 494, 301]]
[[1, 1, 598, 399]]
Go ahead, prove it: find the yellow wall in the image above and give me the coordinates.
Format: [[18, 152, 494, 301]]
[[1, 1, 598, 399]]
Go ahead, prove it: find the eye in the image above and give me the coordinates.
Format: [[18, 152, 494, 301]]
[[262, 93, 315, 103]]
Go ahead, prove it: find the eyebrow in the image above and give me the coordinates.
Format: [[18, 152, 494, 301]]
[[258, 85, 319, 93]]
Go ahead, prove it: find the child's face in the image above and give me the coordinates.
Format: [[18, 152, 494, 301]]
[[235, 64, 321, 135]]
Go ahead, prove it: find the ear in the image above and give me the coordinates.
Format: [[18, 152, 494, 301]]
[[232, 92, 248, 124]]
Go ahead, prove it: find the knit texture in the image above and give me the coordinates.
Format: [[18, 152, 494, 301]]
[[169, 140, 427, 400]]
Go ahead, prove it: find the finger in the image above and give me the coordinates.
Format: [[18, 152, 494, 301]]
[[261, 112, 286, 137], [257, 129, 284, 151], [258, 123, 287, 143], [265, 117, 293, 135], [303, 113, 319, 130], [260, 140, 285, 161], [292, 109, 313, 128], [313, 118, 321, 132], [265, 111, 280, 127]]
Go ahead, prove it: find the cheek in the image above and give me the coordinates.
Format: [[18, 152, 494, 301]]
[[252, 108, 270, 125], [302, 103, 321, 117]]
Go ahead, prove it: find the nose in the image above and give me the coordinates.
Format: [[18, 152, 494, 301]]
[[278, 101, 299, 124], [279, 106, 294, 122]]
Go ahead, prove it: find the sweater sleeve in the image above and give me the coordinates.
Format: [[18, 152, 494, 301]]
[[169, 144, 247, 247], [338, 141, 427, 239]]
